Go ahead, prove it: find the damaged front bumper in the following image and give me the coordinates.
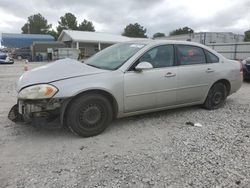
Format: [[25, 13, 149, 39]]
[[8, 98, 64, 122], [8, 104, 23, 122]]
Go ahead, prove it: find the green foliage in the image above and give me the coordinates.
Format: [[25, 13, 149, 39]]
[[153, 32, 165, 38], [57, 13, 78, 35], [78, 19, 95, 32], [122, 23, 147, 38], [20, 13, 96, 40], [47, 29, 59, 40], [21, 13, 52, 34], [169, 27, 194, 36], [244, 29, 250, 42]]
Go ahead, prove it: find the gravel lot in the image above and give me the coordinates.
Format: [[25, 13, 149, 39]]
[[0, 61, 250, 188]]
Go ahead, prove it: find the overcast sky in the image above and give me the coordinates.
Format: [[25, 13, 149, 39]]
[[0, 0, 250, 37]]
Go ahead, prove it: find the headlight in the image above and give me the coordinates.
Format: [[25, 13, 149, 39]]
[[18, 84, 58, 99]]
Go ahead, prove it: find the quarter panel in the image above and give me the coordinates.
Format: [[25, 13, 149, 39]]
[[200, 60, 242, 102]]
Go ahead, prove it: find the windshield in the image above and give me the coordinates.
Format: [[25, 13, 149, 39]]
[[84, 43, 145, 70]]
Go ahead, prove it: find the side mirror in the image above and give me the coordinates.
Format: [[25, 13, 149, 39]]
[[135, 62, 153, 71]]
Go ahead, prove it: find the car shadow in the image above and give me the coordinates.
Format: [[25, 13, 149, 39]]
[[108, 105, 202, 130], [11, 119, 77, 139], [12, 101, 236, 139], [10, 105, 202, 139]]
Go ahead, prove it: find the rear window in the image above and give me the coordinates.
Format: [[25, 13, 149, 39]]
[[205, 50, 219, 63], [177, 45, 206, 65]]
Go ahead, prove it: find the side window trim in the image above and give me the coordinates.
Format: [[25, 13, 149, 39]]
[[204, 49, 220, 63], [173, 44, 178, 66], [203, 49, 209, 64], [175, 44, 207, 66], [127, 44, 177, 72], [174, 44, 181, 66]]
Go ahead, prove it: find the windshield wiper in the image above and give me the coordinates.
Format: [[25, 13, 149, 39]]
[[86, 63, 101, 69]]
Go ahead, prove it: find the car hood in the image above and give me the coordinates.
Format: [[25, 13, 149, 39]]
[[17, 58, 108, 91]]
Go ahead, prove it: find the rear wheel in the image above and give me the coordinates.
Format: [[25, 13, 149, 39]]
[[203, 82, 227, 110], [66, 94, 112, 137]]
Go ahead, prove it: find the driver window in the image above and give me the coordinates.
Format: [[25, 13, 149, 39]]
[[139, 45, 174, 68]]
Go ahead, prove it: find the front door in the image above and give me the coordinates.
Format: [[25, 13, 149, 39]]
[[124, 45, 178, 112]]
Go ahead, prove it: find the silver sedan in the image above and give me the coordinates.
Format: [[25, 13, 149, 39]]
[[8, 40, 243, 137]]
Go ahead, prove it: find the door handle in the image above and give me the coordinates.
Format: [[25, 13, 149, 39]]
[[165, 72, 176, 77], [206, 68, 214, 73]]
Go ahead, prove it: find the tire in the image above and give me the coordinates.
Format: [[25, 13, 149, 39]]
[[203, 82, 227, 110], [66, 94, 113, 137]]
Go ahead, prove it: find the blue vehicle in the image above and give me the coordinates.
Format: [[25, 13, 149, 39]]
[[0, 52, 14, 64]]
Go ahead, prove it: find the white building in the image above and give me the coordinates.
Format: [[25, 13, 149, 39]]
[[157, 32, 244, 45], [58, 30, 144, 58], [206, 42, 250, 60]]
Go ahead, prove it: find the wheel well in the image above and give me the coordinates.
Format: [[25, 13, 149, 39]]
[[213, 79, 231, 96], [64, 89, 118, 120]]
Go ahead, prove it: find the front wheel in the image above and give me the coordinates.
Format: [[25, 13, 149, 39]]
[[203, 82, 227, 110], [66, 94, 112, 137]]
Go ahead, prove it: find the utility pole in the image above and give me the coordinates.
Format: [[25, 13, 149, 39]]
[[28, 23, 30, 34], [28, 22, 30, 34]]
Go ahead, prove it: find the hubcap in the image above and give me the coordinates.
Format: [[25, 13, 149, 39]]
[[79, 104, 103, 127], [213, 92, 222, 105]]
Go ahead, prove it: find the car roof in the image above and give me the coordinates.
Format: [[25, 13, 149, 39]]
[[123, 39, 225, 59], [126, 39, 207, 47]]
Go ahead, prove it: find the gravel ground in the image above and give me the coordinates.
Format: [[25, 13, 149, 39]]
[[0, 61, 250, 188]]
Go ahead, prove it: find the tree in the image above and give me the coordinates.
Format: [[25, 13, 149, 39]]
[[153, 32, 165, 38], [47, 29, 59, 40], [78, 19, 95, 32], [122, 23, 147, 38], [169, 27, 194, 36], [21, 13, 51, 34], [57, 13, 78, 35], [244, 29, 250, 42]]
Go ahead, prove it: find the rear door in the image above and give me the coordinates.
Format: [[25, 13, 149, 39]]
[[176, 45, 215, 104]]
